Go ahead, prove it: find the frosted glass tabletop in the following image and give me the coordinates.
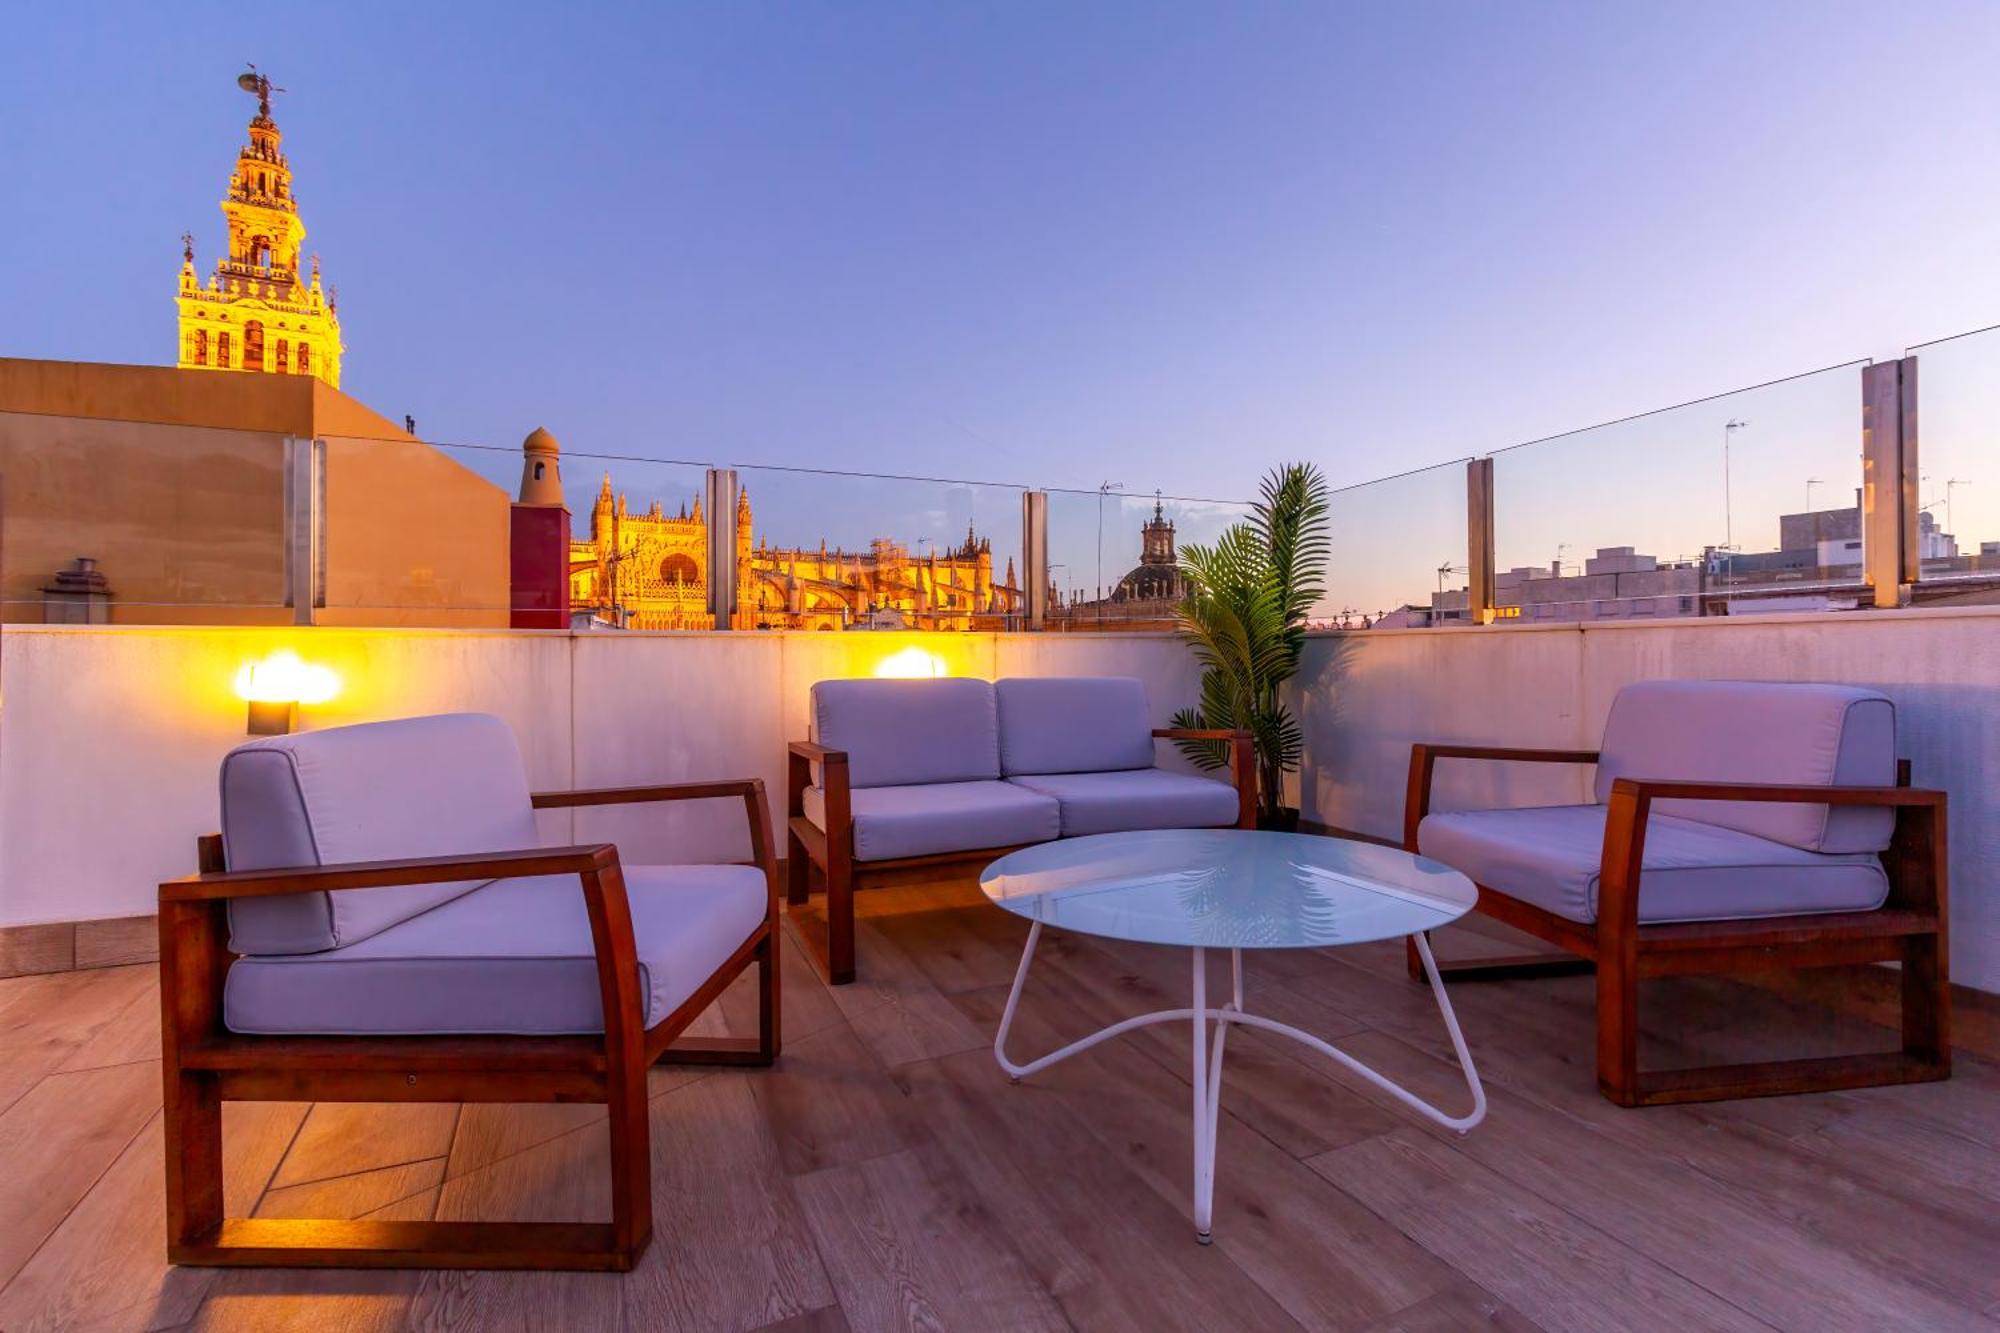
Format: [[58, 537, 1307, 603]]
[[979, 829, 1477, 950]]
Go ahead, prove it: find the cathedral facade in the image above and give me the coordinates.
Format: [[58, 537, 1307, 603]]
[[567, 476, 1024, 631], [175, 71, 344, 388]]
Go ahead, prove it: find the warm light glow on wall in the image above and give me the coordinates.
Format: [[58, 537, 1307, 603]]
[[232, 650, 340, 733], [872, 646, 950, 679]]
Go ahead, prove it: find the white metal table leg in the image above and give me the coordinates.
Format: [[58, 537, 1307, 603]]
[[994, 926, 1485, 1241]]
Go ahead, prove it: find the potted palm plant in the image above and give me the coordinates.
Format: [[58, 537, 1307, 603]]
[[1169, 462, 1330, 830]]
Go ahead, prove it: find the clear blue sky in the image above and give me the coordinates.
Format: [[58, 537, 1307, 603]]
[[5, 3, 1999, 611]]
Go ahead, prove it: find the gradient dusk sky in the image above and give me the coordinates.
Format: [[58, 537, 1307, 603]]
[[5, 3, 2000, 613]]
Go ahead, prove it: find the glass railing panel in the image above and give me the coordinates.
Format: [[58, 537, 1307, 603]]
[[729, 464, 1028, 631], [1, 409, 290, 624], [1906, 325, 2000, 588], [1044, 487, 1252, 630], [1323, 460, 1471, 629], [1490, 362, 1866, 623], [311, 437, 714, 628]]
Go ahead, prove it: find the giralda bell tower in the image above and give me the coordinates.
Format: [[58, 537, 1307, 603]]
[[175, 68, 345, 388]]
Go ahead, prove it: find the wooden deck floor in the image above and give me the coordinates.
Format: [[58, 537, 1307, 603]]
[[0, 880, 1993, 1331]]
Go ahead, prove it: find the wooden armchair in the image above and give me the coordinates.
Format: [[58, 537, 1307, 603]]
[[160, 714, 779, 1271], [1403, 681, 1949, 1107]]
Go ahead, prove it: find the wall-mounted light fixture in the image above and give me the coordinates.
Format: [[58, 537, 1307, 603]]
[[872, 645, 949, 679], [233, 650, 340, 735]]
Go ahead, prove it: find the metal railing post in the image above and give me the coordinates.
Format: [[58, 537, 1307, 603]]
[[1467, 457, 1495, 624], [285, 436, 323, 626], [1862, 359, 1918, 609], [1022, 490, 1049, 630], [705, 468, 741, 631]]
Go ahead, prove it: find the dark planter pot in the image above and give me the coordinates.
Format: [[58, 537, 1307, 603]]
[[1257, 806, 1302, 833]]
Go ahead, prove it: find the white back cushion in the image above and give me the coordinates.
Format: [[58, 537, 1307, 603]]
[[223, 713, 542, 955]]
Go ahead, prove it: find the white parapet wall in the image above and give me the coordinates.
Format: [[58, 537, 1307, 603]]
[[1295, 605, 2000, 994], [0, 626, 1202, 933]]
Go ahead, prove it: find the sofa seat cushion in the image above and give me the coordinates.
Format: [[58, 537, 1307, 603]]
[[996, 677, 1156, 775], [1417, 804, 1888, 925], [224, 864, 767, 1036], [802, 780, 1060, 862], [1006, 769, 1240, 837]]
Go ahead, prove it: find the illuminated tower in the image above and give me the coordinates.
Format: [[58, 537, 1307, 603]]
[[176, 68, 345, 388]]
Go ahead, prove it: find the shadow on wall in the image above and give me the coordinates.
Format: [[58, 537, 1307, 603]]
[[1290, 635, 1355, 831]]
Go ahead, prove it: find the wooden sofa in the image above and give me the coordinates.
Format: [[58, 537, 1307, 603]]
[[1404, 680, 1949, 1107], [159, 713, 779, 1271], [786, 676, 1254, 983]]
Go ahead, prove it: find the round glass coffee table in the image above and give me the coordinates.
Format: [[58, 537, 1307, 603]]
[[980, 828, 1486, 1243]]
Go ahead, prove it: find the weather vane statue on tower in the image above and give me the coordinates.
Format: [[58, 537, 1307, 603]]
[[236, 64, 283, 117]]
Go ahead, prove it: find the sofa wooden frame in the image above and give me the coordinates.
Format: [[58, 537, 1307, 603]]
[[1403, 744, 1950, 1107], [158, 778, 781, 1272], [786, 729, 1257, 985]]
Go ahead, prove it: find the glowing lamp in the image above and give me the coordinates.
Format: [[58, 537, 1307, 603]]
[[872, 646, 949, 680], [233, 650, 340, 735]]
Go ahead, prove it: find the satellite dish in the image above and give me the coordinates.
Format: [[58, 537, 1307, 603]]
[[237, 72, 262, 93]]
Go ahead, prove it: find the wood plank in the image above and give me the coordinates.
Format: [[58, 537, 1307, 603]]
[[0, 1101, 306, 1333], [269, 1103, 460, 1189], [825, 919, 988, 1069], [76, 915, 161, 970], [57, 975, 164, 1074], [0, 964, 155, 1113], [0, 923, 74, 979], [0, 1060, 162, 1288], [1313, 1129, 1769, 1332], [409, 1115, 625, 1329], [747, 1023, 929, 1177], [1320, 1025, 1994, 1329], [949, 979, 1457, 1329], [902, 1041, 1309, 1332], [792, 1144, 1070, 1333], [618, 1073, 838, 1330]]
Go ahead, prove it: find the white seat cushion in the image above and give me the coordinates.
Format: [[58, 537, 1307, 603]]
[[1006, 769, 1240, 837], [802, 780, 1060, 862], [1417, 804, 1889, 925], [224, 864, 767, 1035]]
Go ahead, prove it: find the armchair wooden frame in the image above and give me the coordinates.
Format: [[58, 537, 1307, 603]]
[[158, 778, 781, 1272], [785, 729, 1256, 985], [1404, 745, 1950, 1107]]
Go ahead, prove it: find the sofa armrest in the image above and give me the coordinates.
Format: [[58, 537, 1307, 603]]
[[787, 740, 847, 764], [1403, 744, 1602, 849], [1153, 728, 1257, 828]]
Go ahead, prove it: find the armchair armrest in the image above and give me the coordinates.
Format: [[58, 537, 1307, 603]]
[[159, 844, 620, 903], [535, 779, 780, 911], [1155, 728, 1258, 829], [532, 779, 762, 808], [787, 739, 851, 832], [1607, 777, 1942, 807], [1595, 776, 1949, 954], [1404, 743, 1602, 849]]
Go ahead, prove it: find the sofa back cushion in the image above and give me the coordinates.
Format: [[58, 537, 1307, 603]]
[[811, 678, 1000, 788], [222, 713, 543, 955], [996, 677, 1156, 775], [1594, 680, 1896, 853]]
